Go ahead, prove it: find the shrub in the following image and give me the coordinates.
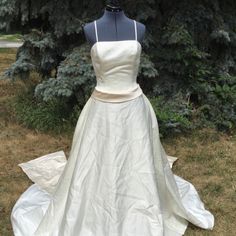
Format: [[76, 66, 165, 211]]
[[13, 87, 81, 134], [149, 92, 193, 137]]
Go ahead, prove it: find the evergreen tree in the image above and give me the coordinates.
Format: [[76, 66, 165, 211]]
[[1, 0, 236, 132]]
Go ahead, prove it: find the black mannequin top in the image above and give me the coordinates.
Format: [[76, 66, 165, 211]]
[[83, 9, 146, 48]]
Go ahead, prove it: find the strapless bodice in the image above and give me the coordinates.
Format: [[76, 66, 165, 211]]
[[90, 40, 142, 94]]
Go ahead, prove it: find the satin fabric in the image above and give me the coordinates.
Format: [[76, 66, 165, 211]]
[[91, 40, 142, 93], [11, 40, 214, 236], [91, 84, 143, 103]]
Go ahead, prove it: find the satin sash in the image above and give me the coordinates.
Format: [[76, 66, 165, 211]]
[[91, 84, 143, 103]]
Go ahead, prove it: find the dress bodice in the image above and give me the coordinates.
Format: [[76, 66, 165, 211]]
[[90, 20, 142, 95]]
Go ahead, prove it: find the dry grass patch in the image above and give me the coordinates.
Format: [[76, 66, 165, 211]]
[[163, 128, 236, 235], [0, 48, 17, 74], [0, 122, 72, 235]]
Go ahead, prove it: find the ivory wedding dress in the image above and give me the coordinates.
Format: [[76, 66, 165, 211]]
[[11, 20, 214, 236]]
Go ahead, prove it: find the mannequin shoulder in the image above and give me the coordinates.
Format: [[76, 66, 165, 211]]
[[135, 21, 146, 41], [135, 21, 146, 34], [83, 21, 96, 43], [83, 21, 94, 34]]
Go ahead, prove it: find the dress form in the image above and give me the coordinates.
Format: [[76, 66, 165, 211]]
[[83, 8, 146, 47]]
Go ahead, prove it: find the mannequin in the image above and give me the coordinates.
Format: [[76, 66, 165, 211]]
[[83, 0, 146, 48]]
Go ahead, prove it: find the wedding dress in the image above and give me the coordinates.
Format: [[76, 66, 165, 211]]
[[11, 20, 214, 236]]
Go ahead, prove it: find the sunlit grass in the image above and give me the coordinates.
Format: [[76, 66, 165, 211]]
[[0, 33, 23, 42]]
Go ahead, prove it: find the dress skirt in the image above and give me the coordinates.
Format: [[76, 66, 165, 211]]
[[11, 89, 214, 236]]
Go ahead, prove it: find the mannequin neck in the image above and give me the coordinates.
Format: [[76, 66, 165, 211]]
[[102, 9, 127, 21]]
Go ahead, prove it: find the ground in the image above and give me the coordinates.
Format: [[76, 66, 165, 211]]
[[0, 48, 235, 235], [0, 33, 22, 42], [0, 34, 23, 48]]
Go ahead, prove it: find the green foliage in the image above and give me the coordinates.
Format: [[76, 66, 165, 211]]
[[0, 0, 16, 31], [161, 24, 193, 46], [210, 29, 231, 45], [152, 17, 236, 133], [198, 74, 236, 131], [0, 0, 87, 35], [158, 21, 212, 88], [4, 30, 58, 79], [139, 52, 159, 78], [13, 87, 81, 133], [149, 92, 193, 137], [2, 0, 236, 134], [34, 44, 96, 107]]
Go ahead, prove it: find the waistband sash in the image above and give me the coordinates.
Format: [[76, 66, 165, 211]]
[[91, 84, 143, 103]]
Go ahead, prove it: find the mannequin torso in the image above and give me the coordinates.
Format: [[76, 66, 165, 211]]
[[83, 9, 146, 48]]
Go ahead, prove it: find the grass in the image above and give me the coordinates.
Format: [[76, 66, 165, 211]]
[[0, 48, 235, 235], [0, 48, 17, 76], [0, 49, 72, 235], [163, 128, 236, 235], [0, 33, 23, 42]]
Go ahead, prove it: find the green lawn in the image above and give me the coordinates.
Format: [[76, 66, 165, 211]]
[[0, 33, 23, 42]]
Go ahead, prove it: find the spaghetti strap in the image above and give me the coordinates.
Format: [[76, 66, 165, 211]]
[[94, 20, 99, 42], [133, 20, 137, 41]]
